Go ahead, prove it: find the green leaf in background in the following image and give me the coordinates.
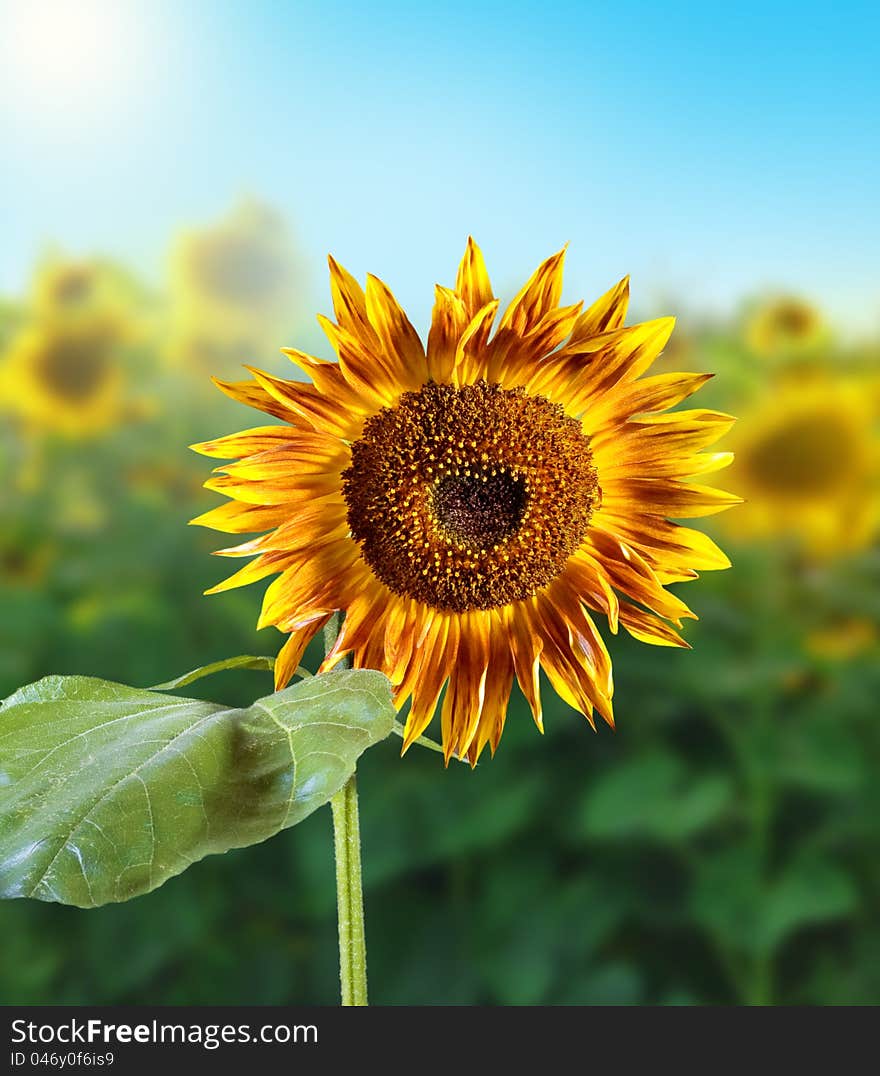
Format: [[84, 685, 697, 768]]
[[690, 847, 858, 957], [0, 669, 394, 908], [577, 752, 733, 843]]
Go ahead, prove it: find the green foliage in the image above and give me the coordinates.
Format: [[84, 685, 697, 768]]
[[1, 286, 878, 1004], [578, 752, 733, 843], [0, 670, 394, 907]]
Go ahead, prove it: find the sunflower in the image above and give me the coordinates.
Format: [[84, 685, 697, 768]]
[[168, 199, 300, 351], [746, 296, 825, 359], [30, 256, 143, 332], [193, 241, 737, 764], [719, 370, 879, 557], [166, 329, 266, 380], [34, 260, 101, 316], [0, 318, 125, 437]]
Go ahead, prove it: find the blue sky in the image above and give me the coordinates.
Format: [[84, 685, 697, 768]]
[[1, 0, 878, 332]]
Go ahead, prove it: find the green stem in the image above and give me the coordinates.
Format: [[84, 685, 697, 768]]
[[330, 774, 368, 1006], [324, 613, 368, 1006]]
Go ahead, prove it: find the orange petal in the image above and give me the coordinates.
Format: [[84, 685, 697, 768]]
[[204, 470, 337, 505], [204, 550, 298, 595], [596, 512, 733, 573], [571, 531, 696, 626], [317, 314, 403, 409], [211, 377, 298, 423], [467, 608, 515, 764], [401, 613, 459, 750], [274, 616, 329, 690], [215, 435, 347, 480], [282, 347, 376, 415], [427, 285, 468, 383], [618, 602, 691, 648], [507, 602, 544, 731], [569, 276, 630, 342], [365, 273, 427, 392], [529, 318, 675, 417], [492, 302, 584, 389], [245, 366, 361, 439], [327, 255, 381, 348], [448, 610, 492, 759], [452, 299, 500, 385], [190, 425, 300, 460], [215, 498, 347, 557], [602, 478, 743, 519], [525, 596, 601, 729], [455, 236, 494, 317], [586, 372, 715, 430], [257, 540, 360, 630], [499, 247, 567, 336], [189, 501, 293, 534]]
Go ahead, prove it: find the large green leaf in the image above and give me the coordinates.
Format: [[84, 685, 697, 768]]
[[0, 670, 394, 908]]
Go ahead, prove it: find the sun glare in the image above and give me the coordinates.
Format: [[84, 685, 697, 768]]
[[4, 0, 139, 119]]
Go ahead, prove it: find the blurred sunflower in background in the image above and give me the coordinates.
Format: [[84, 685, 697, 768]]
[[720, 369, 879, 557], [167, 199, 302, 376], [0, 254, 149, 441], [0, 318, 128, 438], [746, 295, 826, 359], [33, 258, 113, 321], [194, 239, 738, 764]]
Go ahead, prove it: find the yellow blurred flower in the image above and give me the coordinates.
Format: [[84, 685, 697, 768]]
[[165, 329, 266, 379], [0, 317, 126, 438], [0, 536, 55, 588], [805, 617, 877, 662], [721, 371, 879, 556], [34, 260, 102, 315], [746, 296, 825, 358], [168, 199, 301, 366], [31, 255, 144, 331]]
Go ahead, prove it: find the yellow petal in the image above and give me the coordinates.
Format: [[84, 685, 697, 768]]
[[190, 425, 299, 460], [327, 255, 380, 347], [188, 500, 292, 534], [274, 616, 329, 690], [455, 236, 494, 316], [245, 366, 360, 439], [602, 478, 743, 519], [426, 285, 468, 383], [211, 377, 297, 423], [618, 602, 691, 648], [365, 273, 427, 392], [508, 602, 544, 730], [498, 247, 567, 336], [569, 276, 630, 342]]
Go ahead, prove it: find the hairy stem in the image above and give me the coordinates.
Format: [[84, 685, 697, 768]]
[[324, 613, 368, 1006]]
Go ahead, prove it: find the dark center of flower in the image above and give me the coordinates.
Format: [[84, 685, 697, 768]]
[[432, 470, 527, 547], [775, 303, 813, 335], [51, 267, 94, 307], [747, 411, 853, 496], [36, 335, 111, 403], [343, 380, 599, 612]]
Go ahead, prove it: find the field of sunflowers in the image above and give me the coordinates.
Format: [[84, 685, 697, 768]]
[[1, 201, 878, 1005]]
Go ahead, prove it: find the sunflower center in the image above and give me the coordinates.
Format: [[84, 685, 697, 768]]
[[51, 268, 94, 307], [746, 411, 854, 496], [36, 336, 111, 403], [432, 470, 527, 547], [343, 380, 599, 612]]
